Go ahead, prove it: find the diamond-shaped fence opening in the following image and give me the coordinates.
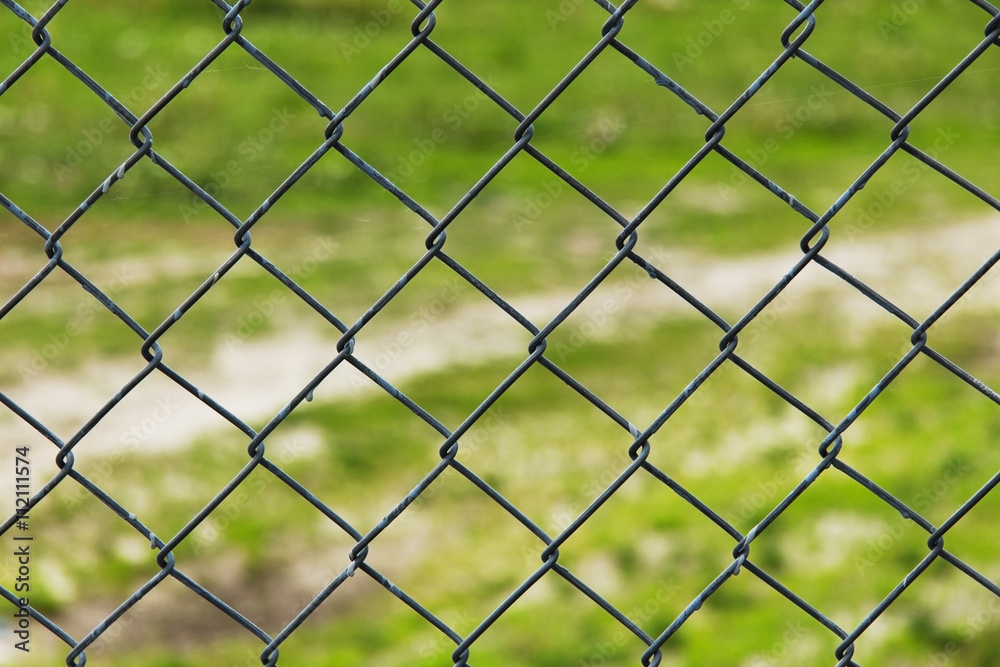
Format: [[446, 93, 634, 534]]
[[3, 1, 1000, 665]]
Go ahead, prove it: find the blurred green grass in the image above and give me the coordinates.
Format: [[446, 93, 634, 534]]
[[4, 0, 1000, 665], [16, 303, 1000, 666], [2, 0, 998, 246]]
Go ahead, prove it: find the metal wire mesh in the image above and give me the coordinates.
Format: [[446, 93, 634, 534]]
[[2, 0, 1000, 665]]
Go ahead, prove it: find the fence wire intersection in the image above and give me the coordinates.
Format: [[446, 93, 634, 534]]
[[2, 0, 1000, 665]]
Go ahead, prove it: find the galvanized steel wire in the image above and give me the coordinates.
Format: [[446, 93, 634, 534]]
[[2, 0, 1000, 665]]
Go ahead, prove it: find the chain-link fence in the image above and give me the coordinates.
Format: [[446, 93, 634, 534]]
[[3, 0, 1000, 665]]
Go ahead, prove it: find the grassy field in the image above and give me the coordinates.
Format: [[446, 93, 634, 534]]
[[3, 0, 1000, 665]]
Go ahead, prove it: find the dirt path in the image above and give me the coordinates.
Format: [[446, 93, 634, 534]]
[[3, 215, 1000, 460], [2, 216, 999, 664]]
